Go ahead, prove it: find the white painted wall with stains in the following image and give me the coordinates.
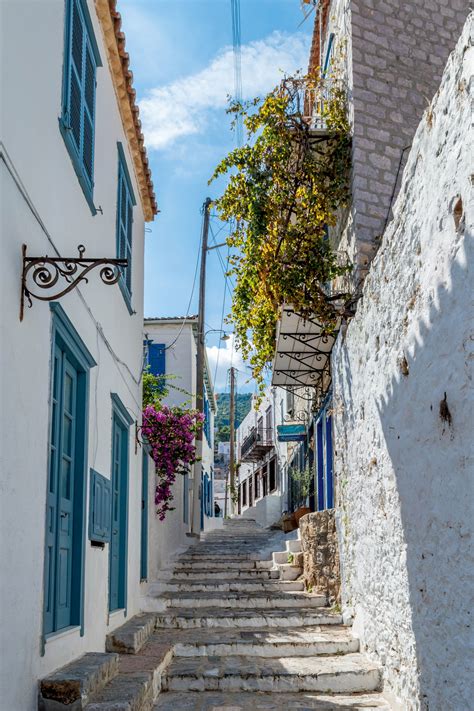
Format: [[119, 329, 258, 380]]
[[332, 16, 474, 710]]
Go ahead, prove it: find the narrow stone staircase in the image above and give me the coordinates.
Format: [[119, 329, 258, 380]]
[[39, 519, 390, 710], [152, 519, 389, 709]]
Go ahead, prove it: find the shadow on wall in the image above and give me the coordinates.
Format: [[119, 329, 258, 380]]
[[375, 227, 473, 708]]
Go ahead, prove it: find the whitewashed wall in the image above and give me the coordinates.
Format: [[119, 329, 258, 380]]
[[142, 321, 216, 582], [0, 2, 151, 709], [332, 18, 474, 710], [142, 322, 194, 583]]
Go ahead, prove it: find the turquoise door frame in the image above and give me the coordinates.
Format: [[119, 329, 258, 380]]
[[140, 448, 149, 581], [43, 304, 95, 642], [109, 394, 132, 612]]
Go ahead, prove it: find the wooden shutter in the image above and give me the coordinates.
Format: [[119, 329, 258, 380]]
[[148, 343, 166, 377], [89, 469, 111, 543], [63, 0, 97, 189]]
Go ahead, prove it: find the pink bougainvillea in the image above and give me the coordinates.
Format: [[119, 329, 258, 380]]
[[141, 404, 204, 520]]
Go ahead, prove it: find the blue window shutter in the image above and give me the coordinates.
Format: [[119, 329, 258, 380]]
[[89, 469, 111, 542], [323, 33, 335, 76], [116, 144, 136, 299], [60, 0, 101, 211], [148, 343, 166, 377]]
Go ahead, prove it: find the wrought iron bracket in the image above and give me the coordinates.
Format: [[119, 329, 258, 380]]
[[20, 244, 128, 321]]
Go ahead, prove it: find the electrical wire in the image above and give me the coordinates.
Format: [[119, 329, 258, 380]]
[[159, 212, 203, 353]]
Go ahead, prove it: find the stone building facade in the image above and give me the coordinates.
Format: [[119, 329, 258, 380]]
[[309, 0, 469, 282], [332, 16, 473, 709]]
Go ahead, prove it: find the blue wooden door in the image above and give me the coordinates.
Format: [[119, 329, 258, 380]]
[[316, 419, 324, 511], [109, 413, 128, 611], [325, 415, 334, 509], [45, 346, 78, 633]]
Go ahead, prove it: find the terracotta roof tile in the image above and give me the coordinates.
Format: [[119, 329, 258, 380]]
[[96, 0, 158, 220]]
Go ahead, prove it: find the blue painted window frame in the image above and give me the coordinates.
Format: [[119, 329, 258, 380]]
[[43, 303, 96, 648], [116, 143, 137, 313], [59, 0, 102, 214]]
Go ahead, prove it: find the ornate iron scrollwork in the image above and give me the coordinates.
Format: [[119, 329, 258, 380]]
[[20, 244, 128, 321]]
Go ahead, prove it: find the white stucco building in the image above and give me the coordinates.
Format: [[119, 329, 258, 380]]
[[142, 316, 218, 586], [236, 387, 289, 527], [0, 1, 157, 708]]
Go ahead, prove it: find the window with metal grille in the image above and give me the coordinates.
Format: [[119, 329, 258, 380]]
[[116, 143, 136, 308], [60, 0, 101, 213]]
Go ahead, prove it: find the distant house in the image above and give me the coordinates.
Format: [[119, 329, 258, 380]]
[[143, 316, 218, 580], [235, 386, 289, 527], [0, 1, 157, 708]]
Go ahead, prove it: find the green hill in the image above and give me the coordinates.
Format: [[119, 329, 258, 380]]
[[215, 392, 252, 442]]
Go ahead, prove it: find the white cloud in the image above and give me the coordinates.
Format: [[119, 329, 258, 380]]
[[139, 31, 310, 150], [206, 335, 253, 392]]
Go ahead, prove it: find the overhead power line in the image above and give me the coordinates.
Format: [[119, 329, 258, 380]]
[[231, 0, 243, 146]]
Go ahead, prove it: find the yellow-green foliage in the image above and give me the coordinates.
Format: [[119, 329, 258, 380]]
[[210, 74, 352, 392]]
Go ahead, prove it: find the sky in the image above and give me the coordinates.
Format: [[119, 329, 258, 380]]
[[120, 0, 313, 391]]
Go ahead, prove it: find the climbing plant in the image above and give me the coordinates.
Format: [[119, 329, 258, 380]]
[[210, 73, 352, 392]]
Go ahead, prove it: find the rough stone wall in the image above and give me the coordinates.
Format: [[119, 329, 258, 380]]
[[299, 510, 341, 603], [332, 16, 474, 710], [350, 0, 469, 280]]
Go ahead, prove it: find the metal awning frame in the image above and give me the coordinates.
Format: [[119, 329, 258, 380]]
[[271, 305, 339, 389]]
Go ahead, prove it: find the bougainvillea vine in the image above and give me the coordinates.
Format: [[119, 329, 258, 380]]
[[141, 370, 204, 520]]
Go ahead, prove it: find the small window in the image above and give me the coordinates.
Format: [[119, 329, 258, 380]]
[[59, 0, 101, 212], [116, 144, 136, 308], [147, 342, 166, 377]]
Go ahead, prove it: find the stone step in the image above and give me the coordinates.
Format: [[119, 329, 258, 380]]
[[85, 638, 173, 711], [273, 550, 292, 564], [155, 607, 342, 630], [39, 653, 119, 710], [160, 590, 326, 609], [286, 539, 302, 553], [173, 560, 272, 571], [278, 563, 303, 581], [160, 579, 304, 592], [177, 555, 267, 564], [151, 626, 359, 658], [154, 691, 391, 709], [161, 653, 382, 694], [106, 613, 157, 654], [169, 568, 280, 580]]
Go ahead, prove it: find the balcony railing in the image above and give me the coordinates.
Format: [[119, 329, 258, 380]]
[[240, 427, 274, 463], [289, 77, 345, 132]]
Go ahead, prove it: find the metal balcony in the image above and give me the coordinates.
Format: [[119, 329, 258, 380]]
[[289, 76, 345, 133], [240, 427, 274, 463]]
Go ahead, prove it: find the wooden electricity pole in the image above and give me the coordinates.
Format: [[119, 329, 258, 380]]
[[190, 197, 212, 537]]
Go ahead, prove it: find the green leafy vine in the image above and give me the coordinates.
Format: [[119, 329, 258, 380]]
[[210, 72, 352, 392]]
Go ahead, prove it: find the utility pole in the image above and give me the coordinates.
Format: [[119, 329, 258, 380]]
[[229, 365, 236, 516], [190, 197, 212, 537]]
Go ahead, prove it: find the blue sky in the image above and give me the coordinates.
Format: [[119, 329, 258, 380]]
[[120, 0, 313, 390]]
